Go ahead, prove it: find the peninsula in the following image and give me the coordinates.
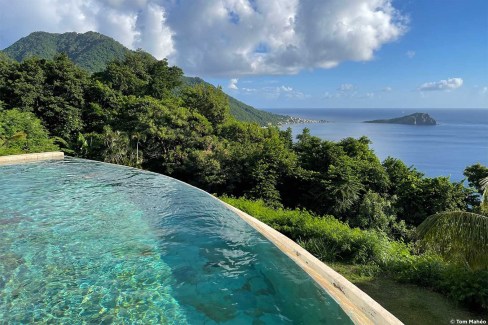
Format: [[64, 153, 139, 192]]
[[364, 113, 437, 125]]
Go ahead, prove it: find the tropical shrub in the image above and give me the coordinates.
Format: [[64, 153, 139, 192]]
[[417, 211, 488, 270], [0, 109, 58, 155]]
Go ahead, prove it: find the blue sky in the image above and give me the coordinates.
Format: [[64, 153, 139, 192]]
[[207, 0, 488, 109], [0, 0, 487, 109]]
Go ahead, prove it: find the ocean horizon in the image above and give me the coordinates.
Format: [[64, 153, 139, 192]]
[[264, 108, 488, 181]]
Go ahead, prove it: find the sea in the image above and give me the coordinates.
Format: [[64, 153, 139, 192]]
[[264, 108, 488, 182]]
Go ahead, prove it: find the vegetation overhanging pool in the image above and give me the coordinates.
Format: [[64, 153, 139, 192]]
[[0, 158, 354, 324]]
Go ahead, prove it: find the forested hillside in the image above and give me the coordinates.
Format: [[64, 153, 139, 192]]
[[182, 76, 287, 124], [0, 51, 487, 315], [2, 31, 130, 73], [1, 31, 287, 125]]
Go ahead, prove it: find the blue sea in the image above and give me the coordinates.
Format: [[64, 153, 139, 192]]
[[265, 108, 488, 181]]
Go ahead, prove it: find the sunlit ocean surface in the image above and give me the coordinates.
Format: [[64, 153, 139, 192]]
[[267, 108, 488, 181], [0, 158, 352, 324]]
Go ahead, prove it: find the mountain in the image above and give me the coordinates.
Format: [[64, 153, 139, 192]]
[[364, 113, 437, 125], [2, 31, 130, 73], [2, 31, 287, 125]]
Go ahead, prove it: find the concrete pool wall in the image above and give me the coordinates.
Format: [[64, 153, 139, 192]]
[[1, 153, 403, 324]]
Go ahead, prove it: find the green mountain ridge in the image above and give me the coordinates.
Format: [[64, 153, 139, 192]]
[[1, 31, 287, 125], [2, 31, 130, 73]]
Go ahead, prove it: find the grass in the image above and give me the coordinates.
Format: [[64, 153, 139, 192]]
[[330, 262, 487, 325]]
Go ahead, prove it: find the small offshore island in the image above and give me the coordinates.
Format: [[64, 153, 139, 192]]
[[364, 112, 437, 125]]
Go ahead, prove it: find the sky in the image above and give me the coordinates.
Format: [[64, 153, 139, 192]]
[[0, 0, 487, 109]]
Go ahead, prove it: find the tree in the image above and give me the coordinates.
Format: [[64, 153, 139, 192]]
[[383, 157, 468, 226], [0, 54, 89, 140], [147, 58, 183, 99], [95, 51, 153, 96], [464, 163, 488, 194], [0, 109, 58, 155], [464, 164, 488, 213], [182, 84, 230, 128], [417, 211, 488, 270], [0, 57, 45, 112], [38, 53, 88, 139], [95, 50, 182, 99]]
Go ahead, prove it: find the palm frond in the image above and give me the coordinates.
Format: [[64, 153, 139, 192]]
[[481, 176, 488, 214], [417, 211, 488, 270], [480, 176, 488, 191]]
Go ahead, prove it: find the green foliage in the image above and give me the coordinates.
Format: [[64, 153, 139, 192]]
[[482, 176, 488, 214], [2, 31, 130, 73], [182, 84, 230, 128], [383, 157, 469, 226], [464, 163, 488, 194], [0, 54, 89, 140], [464, 164, 488, 213], [0, 109, 58, 155], [355, 190, 413, 239], [385, 255, 488, 311], [182, 76, 288, 125], [440, 267, 488, 310], [417, 211, 488, 270], [93, 51, 183, 106]]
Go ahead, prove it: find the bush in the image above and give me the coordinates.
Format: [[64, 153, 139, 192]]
[[0, 109, 58, 156], [441, 268, 488, 311]]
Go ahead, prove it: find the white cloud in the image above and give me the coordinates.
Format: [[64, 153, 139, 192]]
[[241, 87, 257, 93], [383, 86, 392, 92], [242, 85, 308, 99], [406, 50, 415, 58], [134, 3, 174, 59], [419, 78, 464, 91], [0, 0, 407, 76], [480, 86, 488, 95], [338, 83, 355, 91], [325, 86, 377, 99], [228, 78, 239, 90]]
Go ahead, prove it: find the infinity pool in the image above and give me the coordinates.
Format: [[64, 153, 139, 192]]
[[0, 158, 353, 324]]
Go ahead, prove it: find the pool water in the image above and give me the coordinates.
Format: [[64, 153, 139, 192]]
[[0, 158, 353, 324]]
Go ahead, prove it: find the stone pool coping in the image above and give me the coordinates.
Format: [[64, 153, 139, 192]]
[[0, 152, 64, 165], [221, 201, 404, 325]]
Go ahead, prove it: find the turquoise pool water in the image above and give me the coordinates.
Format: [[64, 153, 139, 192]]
[[0, 158, 353, 324]]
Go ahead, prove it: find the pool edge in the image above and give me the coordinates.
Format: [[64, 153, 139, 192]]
[[0, 152, 64, 165], [220, 200, 404, 325]]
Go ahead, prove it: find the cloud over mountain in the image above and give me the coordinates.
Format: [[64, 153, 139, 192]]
[[0, 0, 407, 76]]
